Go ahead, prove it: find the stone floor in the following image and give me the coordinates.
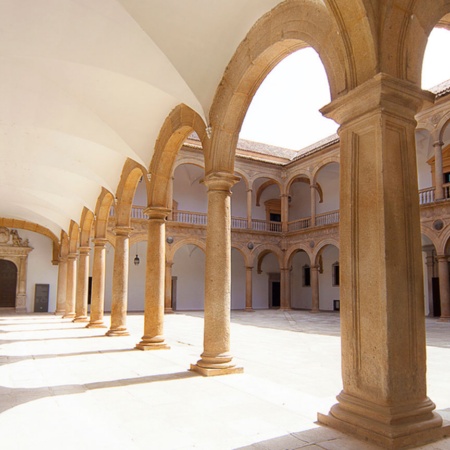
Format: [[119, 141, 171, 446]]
[[0, 309, 449, 450]]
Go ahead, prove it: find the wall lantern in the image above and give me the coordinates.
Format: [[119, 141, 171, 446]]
[[134, 242, 140, 266]]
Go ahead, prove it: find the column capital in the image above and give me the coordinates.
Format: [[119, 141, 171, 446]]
[[114, 226, 133, 237], [433, 140, 444, 148], [321, 73, 434, 126], [202, 171, 240, 192], [93, 237, 108, 247], [67, 252, 78, 261], [78, 246, 91, 255], [144, 206, 171, 220], [436, 254, 449, 262]]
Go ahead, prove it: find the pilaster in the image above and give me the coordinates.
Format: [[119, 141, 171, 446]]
[[190, 171, 243, 376], [436, 255, 450, 321], [245, 266, 253, 311], [164, 261, 174, 314], [63, 253, 77, 318], [55, 257, 67, 315], [317, 73, 449, 448], [310, 265, 320, 313], [136, 207, 170, 350]]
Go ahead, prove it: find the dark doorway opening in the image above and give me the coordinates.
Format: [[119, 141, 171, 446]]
[[0, 259, 17, 308], [432, 277, 441, 317], [270, 281, 281, 308]]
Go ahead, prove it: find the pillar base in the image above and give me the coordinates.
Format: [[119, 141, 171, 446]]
[[73, 316, 89, 323], [62, 313, 75, 319], [54, 310, 65, 316], [86, 321, 107, 329], [318, 393, 450, 449], [190, 364, 243, 377], [105, 329, 129, 337], [164, 308, 174, 314], [245, 307, 254, 312], [438, 317, 450, 322], [135, 342, 170, 351]]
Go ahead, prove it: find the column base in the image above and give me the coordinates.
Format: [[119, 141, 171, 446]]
[[318, 392, 450, 449], [105, 329, 129, 336], [135, 342, 170, 351], [245, 307, 254, 312], [86, 321, 107, 329], [73, 316, 89, 323], [438, 316, 450, 322], [310, 309, 320, 314], [62, 313, 75, 319], [164, 308, 174, 314], [54, 310, 65, 316], [190, 364, 243, 377]]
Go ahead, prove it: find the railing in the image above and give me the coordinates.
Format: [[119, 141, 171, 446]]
[[419, 187, 435, 205], [288, 217, 311, 231], [316, 210, 339, 226], [131, 205, 148, 219], [172, 210, 207, 226], [444, 183, 450, 200], [231, 216, 248, 229], [251, 218, 282, 232]]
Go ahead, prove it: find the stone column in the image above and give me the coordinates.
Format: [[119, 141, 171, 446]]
[[245, 266, 253, 311], [425, 252, 435, 317], [436, 255, 450, 321], [87, 238, 108, 328], [280, 267, 290, 310], [433, 140, 444, 201], [136, 208, 170, 350], [164, 261, 173, 313], [63, 253, 77, 318], [55, 257, 67, 315], [317, 74, 447, 448], [311, 265, 320, 313], [281, 193, 288, 232], [246, 189, 253, 228], [191, 171, 243, 376], [106, 227, 131, 336], [310, 184, 316, 227], [168, 176, 174, 220], [73, 246, 90, 322], [15, 256, 28, 312]]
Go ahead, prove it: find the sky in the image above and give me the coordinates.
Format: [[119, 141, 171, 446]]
[[239, 27, 450, 151]]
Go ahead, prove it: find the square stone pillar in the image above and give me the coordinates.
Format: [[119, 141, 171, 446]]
[[317, 73, 450, 448], [73, 246, 90, 323]]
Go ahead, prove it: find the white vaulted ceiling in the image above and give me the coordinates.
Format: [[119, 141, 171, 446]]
[[0, 0, 283, 237]]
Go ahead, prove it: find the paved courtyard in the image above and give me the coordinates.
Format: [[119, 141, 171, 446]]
[[0, 310, 449, 449]]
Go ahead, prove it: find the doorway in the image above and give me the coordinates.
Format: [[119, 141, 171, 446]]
[[268, 273, 281, 309], [0, 260, 17, 308]]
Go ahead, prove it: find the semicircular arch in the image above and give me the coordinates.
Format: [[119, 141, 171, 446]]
[[167, 238, 206, 263]]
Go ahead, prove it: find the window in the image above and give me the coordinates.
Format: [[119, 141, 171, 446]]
[[303, 265, 311, 287], [332, 262, 340, 286]]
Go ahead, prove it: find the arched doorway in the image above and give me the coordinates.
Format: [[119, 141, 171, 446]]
[[0, 259, 17, 308]]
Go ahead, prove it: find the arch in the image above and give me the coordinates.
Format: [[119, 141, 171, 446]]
[[208, 0, 354, 174], [0, 218, 60, 262], [252, 245, 283, 273], [312, 157, 341, 182], [386, 2, 450, 85], [79, 207, 94, 248], [68, 220, 79, 255], [436, 223, 450, 254], [255, 179, 281, 206], [149, 104, 209, 209], [312, 238, 340, 265], [233, 169, 250, 192], [59, 231, 69, 260], [115, 159, 149, 228], [421, 229, 439, 253], [285, 244, 313, 268], [94, 188, 115, 240], [439, 115, 450, 142], [286, 174, 312, 194], [167, 237, 206, 263], [173, 158, 205, 173], [231, 244, 251, 268]]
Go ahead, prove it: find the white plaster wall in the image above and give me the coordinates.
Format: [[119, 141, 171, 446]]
[[252, 251, 279, 309], [18, 230, 58, 313], [316, 163, 340, 214], [318, 245, 340, 311], [133, 179, 148, 207], [290, 250, 312, 309], [231, 248, 246, 309], [231, 178, 247, 219], [288, 181, 311, 221], [172, 244, 205, 310], [173, 164, 207, 212], [104, 240, 146, 312]]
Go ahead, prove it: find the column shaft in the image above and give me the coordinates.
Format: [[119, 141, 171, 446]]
[[310, 184, 316, 227], [106, 228, 131, 336], [434, 141, 444, 200], [165, 262, 173, 313], [245, 266, 253, 311], [317, 74, 446, 448], [311, 265, 319, 313], [87, 239, 108, 328], [63, 254, 77, 318], [74, 247, 90, 322], [136, 209, 170, 350], [246, 189, 252, 228], [280, 268, 290, 310], [437, 255, 450, 320], [191, 172, 243, 376], [55, 258, 67, 315], [281, 194, 288, 232]]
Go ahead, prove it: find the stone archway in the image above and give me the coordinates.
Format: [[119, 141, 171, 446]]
[[0, 227, 33, 312]]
